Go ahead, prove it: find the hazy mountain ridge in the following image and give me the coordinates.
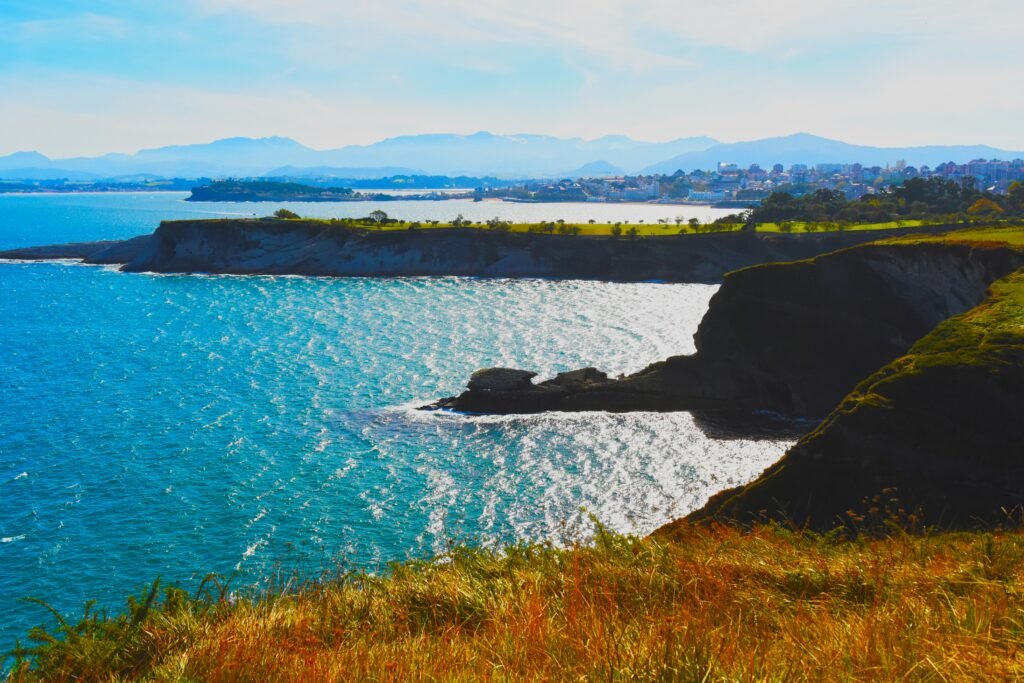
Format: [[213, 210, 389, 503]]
[[2, 132, 1021, 181], [643, 133, 1024, 173], [0, 132, 717, 179]]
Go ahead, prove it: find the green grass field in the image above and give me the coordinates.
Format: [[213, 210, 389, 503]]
[[264, 214, 1019, 238], [885, 224, 1024, 247], [755, 219, 932, 233], [309, 219, 743, 236]]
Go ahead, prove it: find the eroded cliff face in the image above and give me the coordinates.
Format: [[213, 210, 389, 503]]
[[113, 219, 960, 282], [434, 240, 1024, 419], [688, 242, 1024, 415], [675, 269, 1024, 531]]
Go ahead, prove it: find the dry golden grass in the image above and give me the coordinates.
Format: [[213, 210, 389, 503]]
[[8, 522, 1024, 681]]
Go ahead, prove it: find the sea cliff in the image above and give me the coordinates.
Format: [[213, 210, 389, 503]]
[[677, 267, 1024, 530], [0, 218, 977, 282]]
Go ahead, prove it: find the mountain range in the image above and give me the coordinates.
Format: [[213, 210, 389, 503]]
[[1, 132, 1021, 180]]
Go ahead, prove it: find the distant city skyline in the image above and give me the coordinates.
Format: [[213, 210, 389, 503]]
[[2, 0, 1023, 156]]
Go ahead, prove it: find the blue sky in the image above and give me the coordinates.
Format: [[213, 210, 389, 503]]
[[2, 0, 1022, 156]]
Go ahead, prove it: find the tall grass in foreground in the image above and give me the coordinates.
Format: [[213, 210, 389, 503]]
[[7, 522, 1024, 681]]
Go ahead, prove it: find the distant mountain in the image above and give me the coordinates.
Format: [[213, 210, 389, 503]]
[[0, 151, 51, 170], [312, 132, 718, 176], [0, 134, 717, 178], [0, 167, 100, 181], [0, 137, 326, 178], [564, 160, 623, 177], [643, 133, 1024, 174], [4, 132, 1021, 180], [264, 165, 424, 179]]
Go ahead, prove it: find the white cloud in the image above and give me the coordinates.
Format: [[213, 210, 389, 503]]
[[3, 1, 1024, 154], [196, 0, 1024, 61]]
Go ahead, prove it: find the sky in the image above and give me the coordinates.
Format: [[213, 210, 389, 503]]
[[1, 0, 1023, 157]]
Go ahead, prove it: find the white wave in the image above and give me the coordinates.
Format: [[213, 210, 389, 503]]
[[1, 535, 26, 543], [0, 257, 83, 265]]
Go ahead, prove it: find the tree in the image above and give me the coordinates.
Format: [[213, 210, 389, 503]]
[[610, 223, 623, 237], [688, 217, 700, 231], [626, 226, 639, 238], [273, 208, 300, 219], [368, 209, 388, 224], [967, 198, 1004, 216], [451, 214, 466, 227], [1007, 182, 1024, 213], [675, 216, 684, 226]]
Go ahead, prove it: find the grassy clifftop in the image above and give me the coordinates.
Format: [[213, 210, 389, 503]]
[[9, 523, 1024, 681]]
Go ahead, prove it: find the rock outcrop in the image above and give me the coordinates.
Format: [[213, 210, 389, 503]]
[[433, 238, 1024, 419], [0, 235, 151, 264]]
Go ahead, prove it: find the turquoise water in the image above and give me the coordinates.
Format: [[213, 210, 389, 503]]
[[0, 194, 790, 649]]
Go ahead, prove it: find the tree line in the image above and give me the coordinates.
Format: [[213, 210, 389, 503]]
[[729, 178, 1024, 225]]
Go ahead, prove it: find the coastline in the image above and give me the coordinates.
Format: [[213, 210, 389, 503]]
[[1, 218, 972, 283]]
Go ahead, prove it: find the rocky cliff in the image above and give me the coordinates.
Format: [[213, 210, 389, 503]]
[[0, 218, 975, 283], [433, 237, 1024, 419], [676, 269, 1024, 530]]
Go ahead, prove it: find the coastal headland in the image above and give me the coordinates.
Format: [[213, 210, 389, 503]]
[[0, 217, 982, 282]]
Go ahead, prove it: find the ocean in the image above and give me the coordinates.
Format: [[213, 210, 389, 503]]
[[0, 193, 789, 648]]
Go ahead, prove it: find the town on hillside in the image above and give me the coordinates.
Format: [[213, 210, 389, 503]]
[[478, 157, 1024, 205]]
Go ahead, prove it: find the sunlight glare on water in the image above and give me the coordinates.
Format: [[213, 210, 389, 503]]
[[0, 194, 790, 647]]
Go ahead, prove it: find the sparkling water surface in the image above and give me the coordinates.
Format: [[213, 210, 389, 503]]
[[0, 193, 789, 648]]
